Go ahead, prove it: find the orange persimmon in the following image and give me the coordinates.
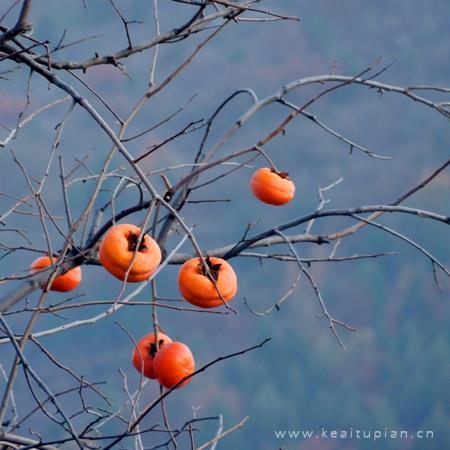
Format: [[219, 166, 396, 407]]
[[30, 256, 82, 292], [178, 256, 237, 309], [99, 224, 161, 282], [132, 332, 172, 379], [250, 167, 295, 205], [153, 342, 195, 389]]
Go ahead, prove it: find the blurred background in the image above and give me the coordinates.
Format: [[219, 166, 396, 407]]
[[0, 1, 449, 449]]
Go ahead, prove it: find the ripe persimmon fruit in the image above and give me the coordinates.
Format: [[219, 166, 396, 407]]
[[178, 256, 237, 308], [153, 342, 195, 389], [132, 332, 172, 379], [250, 167, 295, 205], [30, 256, 82, 292], [99, 223, 161, 282]]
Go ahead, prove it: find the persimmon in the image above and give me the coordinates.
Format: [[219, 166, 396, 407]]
[[250, 167, 295, 205], [132, 332, 172, 379], [153, 342, 195, 389], [99, 223, 161, 282], [178, 256, 237, 308], [30, 256, 82, 292]]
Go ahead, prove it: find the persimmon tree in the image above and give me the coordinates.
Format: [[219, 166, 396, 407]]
[[0, 1, 449, 449]]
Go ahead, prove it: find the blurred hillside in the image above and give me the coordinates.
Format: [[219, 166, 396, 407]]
[[0, 1, 449, 449]]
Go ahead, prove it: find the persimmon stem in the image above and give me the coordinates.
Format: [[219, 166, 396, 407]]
[[271, 168, 290, 179], [199, 257, 222, 281]]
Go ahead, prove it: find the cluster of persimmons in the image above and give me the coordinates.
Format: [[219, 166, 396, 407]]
[[29, 167, 295, 388]]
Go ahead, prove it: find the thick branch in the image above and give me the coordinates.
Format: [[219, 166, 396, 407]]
[[29, 5, 239, 70], [0, 431, 58, 450], [225, 205, 449, 258], [0, 0, 33, 44]]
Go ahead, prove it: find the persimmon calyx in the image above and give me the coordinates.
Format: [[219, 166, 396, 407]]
[[127, 231, 148, 253], [198, 256, 222, 281], [149, 339, 166, 357], [270, 168, 290, 179]]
